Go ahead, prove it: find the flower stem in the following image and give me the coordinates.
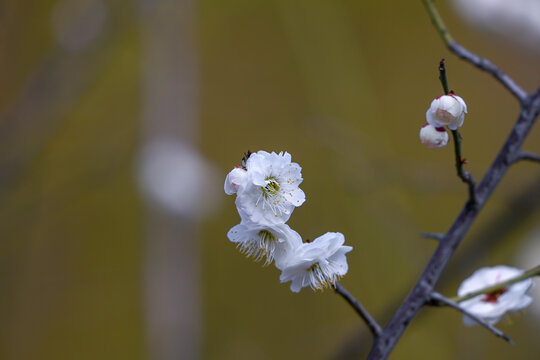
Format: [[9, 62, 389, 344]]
[[451, 264, 540, 303], [439, 59, 477, 205], [438, 58, 450, 95]]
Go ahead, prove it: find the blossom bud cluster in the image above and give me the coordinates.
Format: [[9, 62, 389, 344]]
[[225, 150, 353, 293], [457, 265, 534, 326], [419, 93, 467, 149]]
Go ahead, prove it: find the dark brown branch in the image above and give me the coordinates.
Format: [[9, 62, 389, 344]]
[[366, 3, 540, 358], [335, 175, 540, 359], [428, 292, 514, 345], [368, 71, 540, 360], [334, 282, 382, 338]]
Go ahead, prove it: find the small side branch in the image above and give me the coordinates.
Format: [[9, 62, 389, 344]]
[[421, 232, 445, 241], [334, 282, 382, 338], [423, 0, 528, 103], [533, 83, 540, 99], [429, 292, 514, 345], [512, 150, 540, 165]]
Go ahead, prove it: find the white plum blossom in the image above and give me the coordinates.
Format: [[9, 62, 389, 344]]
[[426, 93, 467, 130], [224, 167, 248, 195], [235, 151, 305, 225], [457, 265, 534, 326], [224, 150, 352, 294], [227, 221, 302, 268], [280, 232, 353, 293], [419, 123, 449, 149]]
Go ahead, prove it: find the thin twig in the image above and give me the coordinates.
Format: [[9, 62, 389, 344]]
[[438, 58, 450, 94], [451, 265, 540, 303], [438, 59, 477, 205], [512, 150, 540, 164], [450, 129, 477, 205], [429, 292, 514, 345], [334, 282, 382, 338], [421, 232, 445, 241], [422, 0, 528, 103]]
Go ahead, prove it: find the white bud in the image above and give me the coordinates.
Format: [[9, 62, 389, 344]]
[[419, 123, 449, 149], [224, 167, 247, 195], [426, 94, 467, 130]]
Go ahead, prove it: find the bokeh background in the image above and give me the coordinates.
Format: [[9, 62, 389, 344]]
[[1, 0, 539, 359]]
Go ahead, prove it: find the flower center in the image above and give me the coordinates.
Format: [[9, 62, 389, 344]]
[[236, 230, 277, 266], [257, 230, 276, 243], [307, 262, 320, 272], [261, 176, 280, 199], [482, 287, 508, 303], [306, 262, 339, 291]]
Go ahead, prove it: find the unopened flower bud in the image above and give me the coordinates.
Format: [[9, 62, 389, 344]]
[[419, 123, 448, 149], [224, 167, 247, 195], [426, 94, 467, 130]]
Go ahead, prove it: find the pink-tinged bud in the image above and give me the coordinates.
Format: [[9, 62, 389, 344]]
[[426, 94, 467, 130], [419, 123, 449, 149], [224, 167, 247, 195]]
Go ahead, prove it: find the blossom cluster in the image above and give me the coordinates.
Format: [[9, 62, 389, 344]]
[[225, 150, 353, 293], [457, 265, 534, 326], [419, 92, 467, 149]]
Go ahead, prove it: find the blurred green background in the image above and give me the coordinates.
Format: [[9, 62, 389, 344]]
[[1, 0, 539, 359]]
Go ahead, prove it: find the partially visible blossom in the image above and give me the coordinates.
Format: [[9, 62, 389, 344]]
[[419, 123, 449, 149], [227, 221, 302, 268], [515, 228, 540, 320], [224, 167, 248, 195], [280, 232, 352, 293], [235, 151, 305, 225], [426, 93, 467, 130], [453, 0, 540, 51], [457, 265, 533, 326]]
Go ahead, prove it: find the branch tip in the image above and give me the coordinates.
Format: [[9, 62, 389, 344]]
[[421, 232, 445, 241], [429, 292, 514, 345]]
